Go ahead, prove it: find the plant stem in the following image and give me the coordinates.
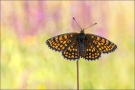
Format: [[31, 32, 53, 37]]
[[76, 60, 79, 90]]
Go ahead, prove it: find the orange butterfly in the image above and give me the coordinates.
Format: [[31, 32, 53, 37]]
[[46, 18, 117, 61]]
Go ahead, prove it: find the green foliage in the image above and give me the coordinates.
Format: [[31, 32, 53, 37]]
[[1, 28, 134, 89]]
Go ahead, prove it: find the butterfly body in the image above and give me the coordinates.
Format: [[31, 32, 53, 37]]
[[46, 29, 117, 61], [77, 30, 85, 57]]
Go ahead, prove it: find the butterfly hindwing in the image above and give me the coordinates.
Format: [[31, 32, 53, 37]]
[[62, 40, 80, 60], [86, 34, 117, 54], [46, 33, 78, 52], [83, 40, 101, 60]]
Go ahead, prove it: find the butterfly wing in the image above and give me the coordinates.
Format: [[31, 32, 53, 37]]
[[86, 34, 117, 54], [46, 33, 78, 52], [83, 40, 101, 60], [62, 40, 80, 60]]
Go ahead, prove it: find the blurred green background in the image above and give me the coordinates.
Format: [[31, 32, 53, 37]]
[[1, 1, 134, 89]]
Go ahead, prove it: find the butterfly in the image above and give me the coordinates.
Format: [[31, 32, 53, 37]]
[[46, 18, 117, 61]]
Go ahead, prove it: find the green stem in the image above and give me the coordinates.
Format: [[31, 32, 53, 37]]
[[76, 60, 79, 90]]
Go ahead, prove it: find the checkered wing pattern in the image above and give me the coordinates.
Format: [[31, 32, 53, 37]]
[[83, 41, 101, 60], [46, 32, 117, 61], [62, 40, 80, 60], [86, 34, 117, 54], [46, 33, 78, 52]]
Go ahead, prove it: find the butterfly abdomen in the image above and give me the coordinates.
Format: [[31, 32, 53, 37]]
[[78, 42, 85, 57], [79, 43, 85, 52]]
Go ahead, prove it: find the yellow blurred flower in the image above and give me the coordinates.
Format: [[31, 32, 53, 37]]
[[37, 84, 46, 89]]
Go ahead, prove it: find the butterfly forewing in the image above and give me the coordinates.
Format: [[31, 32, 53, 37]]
[[62, 40, 80, 60], [46, 33, 78, 52], [86, 34, 117, 54]]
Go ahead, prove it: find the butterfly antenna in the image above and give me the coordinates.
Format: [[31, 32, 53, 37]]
[[84, 23, 97, 30], [73, 17, 82, 30]]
